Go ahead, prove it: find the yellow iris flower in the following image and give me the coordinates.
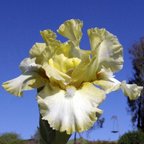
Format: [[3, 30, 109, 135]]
[[2, 19, 143, 134]]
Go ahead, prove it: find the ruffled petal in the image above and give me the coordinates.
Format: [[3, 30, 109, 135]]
[[71, 54, 98, 86], [29, 43, 46, 64], [3, 56, 47, 96], [40, 29, 59, 46], [42, 63, 71, 86], [57, 19, 83, 46], [2, 72, 46, 96], [39, 29, 80, 59], [40, 30, 62, 63], [48, 54, 81, 74], [94, 78, 120, 94], [57, 19, 88, 59], [37, 82, 105, 134], [93, 67, 121, 93], [19, 57, 41, 72], [88, 28, 123, 72], [121, 81, 143, 100], [93, 68, 143, 99]]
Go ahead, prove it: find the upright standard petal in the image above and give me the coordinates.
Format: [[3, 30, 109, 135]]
[[29, 43, 47, 64], [57, 19, 83, 46], [37, 30, 61, 63], [48, 54, 81, 74], [57, 19, 88, 59], [40, 29, 58, 46], [37, 82, 105, 134], [42, 63, 71, 86], [88, 28, 123, 72], [121, 81, 143, 100], [38, 29, 78, 60], [71, 54, 98, 86]]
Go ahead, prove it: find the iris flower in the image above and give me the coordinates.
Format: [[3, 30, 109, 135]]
[[2, 19, 143, 135]]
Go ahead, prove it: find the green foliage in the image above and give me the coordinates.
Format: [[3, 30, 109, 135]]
[[0, 132, 25, 144], [89, 141, 117, 144], [67, 138, 117, 144], [118, 131, 144, 144]]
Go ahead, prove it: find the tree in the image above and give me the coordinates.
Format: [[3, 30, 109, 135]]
[[128, 37, 144, 131]]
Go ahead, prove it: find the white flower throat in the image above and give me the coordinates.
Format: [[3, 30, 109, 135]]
[[65, 86, 76, 97]]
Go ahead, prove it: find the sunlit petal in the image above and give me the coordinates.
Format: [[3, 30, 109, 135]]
[[42, 63, 71, 86], [37, 82, 105, 134], [49, 54, 81, 74], [93, 67, 121, 93], [39, 29, 81, 59], [88, 28, 123, 72], [29, 43, 46, 64], [121, 81, 143, 100], [94, 78, 120, 94], [2, 72, 46, 96], [57, 19, 83, 46], [57, 19, 88, 59], [19, 57, 41, 72], [40, 30, 62, 63], [72, 54, 98, 86], [40, 29, 59, 46]]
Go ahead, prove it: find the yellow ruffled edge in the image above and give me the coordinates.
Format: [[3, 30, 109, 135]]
[[37, 82, 105, 134]]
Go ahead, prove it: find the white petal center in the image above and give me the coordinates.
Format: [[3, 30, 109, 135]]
[[65, 86, 76, 97]]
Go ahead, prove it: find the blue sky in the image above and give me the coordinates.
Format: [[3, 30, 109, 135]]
[[0, 0, 144, 141]]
